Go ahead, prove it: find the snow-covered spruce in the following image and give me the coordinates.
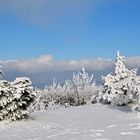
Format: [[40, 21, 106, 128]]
[[130, 76, 140, 113], [92, 51, 140, 107], [0, 77, 36, 121]]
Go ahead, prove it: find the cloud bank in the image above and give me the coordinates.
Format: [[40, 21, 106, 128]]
[[1, 54, 140, 88], [0, 54, 113, 72]]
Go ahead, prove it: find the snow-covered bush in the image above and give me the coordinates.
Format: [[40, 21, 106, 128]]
[[63, 67, 97, 106], [47, 100, 64, 110], [92, 51, 140, 106], [32, 80, 68, 111], [90, 85, 102, 104], [33, 67, 97, 110], [0, 77, 36, 121], [30, 89, 47, 111]]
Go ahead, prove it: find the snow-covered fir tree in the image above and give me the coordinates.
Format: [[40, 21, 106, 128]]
[[95, 51, 138, 106], [0, 76, 36, 121], [130, 76, 140, 113]]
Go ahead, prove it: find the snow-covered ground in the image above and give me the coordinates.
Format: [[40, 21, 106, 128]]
[[0, 104, 140, 140]]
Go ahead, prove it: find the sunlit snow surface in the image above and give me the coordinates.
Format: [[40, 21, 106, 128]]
[[0, 104, 140, 140]]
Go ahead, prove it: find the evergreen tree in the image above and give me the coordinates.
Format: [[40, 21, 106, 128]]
[[97, 51, 137, 105], [130, 76, 140, 113], [0, 77, 36, 121]]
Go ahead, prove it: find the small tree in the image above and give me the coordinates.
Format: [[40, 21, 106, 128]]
[[97, 51, 137, 106], [0, 77, 36, 121], [64, 67, 97, 106], [130, 76, 140, 113]]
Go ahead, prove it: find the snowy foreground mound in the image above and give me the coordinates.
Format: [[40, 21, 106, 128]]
[[0, 104, 140, 140]]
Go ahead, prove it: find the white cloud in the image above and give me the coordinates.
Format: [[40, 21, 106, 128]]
[[0, 54, 113, 72], [1, 54, 140, 88], [1, 54, 140, 73], [36, 55, 53, 64], [125, 56, 140, 69]]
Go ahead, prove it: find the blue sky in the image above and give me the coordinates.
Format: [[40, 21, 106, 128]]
[[0, 0, 140, 87], [0, 0, 140, 61]]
